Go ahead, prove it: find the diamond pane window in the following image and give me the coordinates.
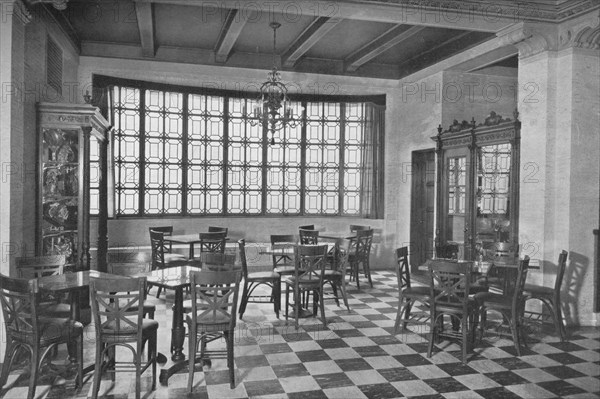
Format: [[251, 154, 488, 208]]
[[478, 144, 511, 215], [109, 82, 382, 217]]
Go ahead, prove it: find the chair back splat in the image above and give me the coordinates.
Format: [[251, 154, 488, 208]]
[[199, 232, 227, 254], [299, 228, 319, 245]]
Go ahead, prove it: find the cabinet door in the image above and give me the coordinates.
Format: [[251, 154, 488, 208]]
[[475, 143, 513, 247], [40, 128, 80, 266], [441, 146, 472, 257]]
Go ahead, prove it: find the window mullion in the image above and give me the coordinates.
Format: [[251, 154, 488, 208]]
[[300, 101, 307, 215], [139, 89, 146, 216], [261, 99, 268, 215], [223, 97, 229, 215], [181, 94, 189, 216], [339, 103, 346, 216]]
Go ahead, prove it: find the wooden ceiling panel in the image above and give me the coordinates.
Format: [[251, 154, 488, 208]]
[[65, 0, 140, 44], [154, 4, 227, 48], [233, 13, 316, 55], [306, 19, 396, 60]]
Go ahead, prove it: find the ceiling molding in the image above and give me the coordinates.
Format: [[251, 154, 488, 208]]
[[214, 9, 248, 63], [282, 16, 343, 68], [135, 2, 155, 57], [26, 0, 67, 10], [344, 25, 426, 72]]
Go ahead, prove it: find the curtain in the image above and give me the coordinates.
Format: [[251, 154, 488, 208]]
[[360, 102, 385, 219]]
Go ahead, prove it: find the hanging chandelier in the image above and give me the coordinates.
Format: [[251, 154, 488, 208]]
[[249, 22, 298, 145]]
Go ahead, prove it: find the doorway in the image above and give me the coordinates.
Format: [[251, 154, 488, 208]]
[[410, 149, 436, 271]]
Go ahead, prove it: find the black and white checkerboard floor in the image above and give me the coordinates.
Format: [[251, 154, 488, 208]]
[[2, 270, 599, 398]]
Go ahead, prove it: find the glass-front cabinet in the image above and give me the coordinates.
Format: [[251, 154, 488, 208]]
[[433, 111, 521, 260], [37, 103, 111, 271]]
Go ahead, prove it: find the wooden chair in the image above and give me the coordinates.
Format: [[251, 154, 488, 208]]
[[90, 276, 158, 399], [208, 226, 228, 235], [238, 239, 281, 318], [480, 242, 518, 290], [394, 247, 431, 333], [0, 274, 84, 399], [299, 228, 319, 245], [187, 269, 241, 390], [107, 263, 156, 319], [284, 244, 329, 329], [427, 259, 480, 364], [270, 234, 297, 276], [16, 255, 71, 318], [475, 256, 531, 355], [348, 229, 374, 289], [523, 250, 568, 341], [350, 224, 370, 232], [149, 230, 188, 297], [199, 231, 227, 254], [321, 241, 351, 311], [149, 226, 173, 252]]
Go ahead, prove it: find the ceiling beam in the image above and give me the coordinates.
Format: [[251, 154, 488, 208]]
[[344, 25, 426, 72], [281, 16, 342, 68], [135, 2, 155, 57], [133, 0, 516, 32], [214, 9, 248, 63]]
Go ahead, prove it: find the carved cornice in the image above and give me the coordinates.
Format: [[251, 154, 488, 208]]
[[497, 22, 558, 58], [5, 0, 33, 24], [357, 0, 599, 23], [559, 20, 600, 50]]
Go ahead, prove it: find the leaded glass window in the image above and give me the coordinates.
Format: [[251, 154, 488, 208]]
[[109, 82, 382, 217]]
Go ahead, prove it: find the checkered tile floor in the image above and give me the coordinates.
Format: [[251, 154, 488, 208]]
[[2, 270, 599, 398]]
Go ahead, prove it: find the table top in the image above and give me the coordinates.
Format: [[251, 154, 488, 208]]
[[417, 258, 539, 271], [37, 270, 124, 292], [318, 232, 356, 241], [164, 234, 230, 244], [134, 265, 201, 289]]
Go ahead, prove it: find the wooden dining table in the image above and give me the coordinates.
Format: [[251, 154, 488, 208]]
[[163, 234, 230, 259], [133, 265, 201, 386]]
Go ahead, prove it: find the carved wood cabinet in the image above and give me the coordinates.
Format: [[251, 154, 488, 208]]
[[37, 103, 110, 271], [432, 111, 521, 261]]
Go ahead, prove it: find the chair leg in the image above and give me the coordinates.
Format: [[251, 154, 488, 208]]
[[239, 282, 250, 318], [274, 280, 281, 318], [427, 313, 437, 358], [0, 341, 16, 387], [330, 282, 340, 307], [285, 284, 290, 322], [338, 281, 350, 311], [188, 327, 197, 392], [318, 289, 327, 327], [135, 347, 141, 399], [394, 299, 404, 333], [76, 336, 83, 389], [551, 297, 566, 341], [151, 333, 157, 391], [27, 346, 39, 399], [226, 330, 235, 388], [354, 262, 361, 290], [404, 301, 413, 330], [364, 260, 373, 288], [92, 342, 104, 399], [294, 289, 301, 330]]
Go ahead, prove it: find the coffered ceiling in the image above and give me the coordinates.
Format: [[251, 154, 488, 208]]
[[35, 0, 597, 79]]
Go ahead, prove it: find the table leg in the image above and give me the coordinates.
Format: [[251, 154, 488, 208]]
[[158, 285, 189, 386], [171, 286, 186, 361]]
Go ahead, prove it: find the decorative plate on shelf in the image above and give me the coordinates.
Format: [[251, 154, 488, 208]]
[[56, 142, 76, 163]]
